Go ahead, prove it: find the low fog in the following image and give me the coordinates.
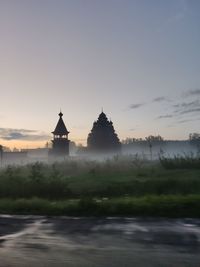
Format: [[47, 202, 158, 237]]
[[0, 139, 200, 167]]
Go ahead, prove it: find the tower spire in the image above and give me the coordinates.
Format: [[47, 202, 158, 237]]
[[59, 108, 63, 117]]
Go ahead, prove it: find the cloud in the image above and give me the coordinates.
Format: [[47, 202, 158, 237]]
[[129, 95, 170, 111], [153, 97, 169, 102], [183, 89, 200, 97], [156, 114, 173, 119], [0, 128, 50, 141], [176, 117, 200, 124], [0, 128, 36, 133], [129, 103, 145, 109], [177, 119, 192, 124], [173, 99, 200, 109], [172, 99, 200, 117], [155, 95, 200, 122], [179, 108, 200, 115]]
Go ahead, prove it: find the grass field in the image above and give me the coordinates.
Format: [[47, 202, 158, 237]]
[[0, 155, 200, 216], [0, 195, 199, 217]]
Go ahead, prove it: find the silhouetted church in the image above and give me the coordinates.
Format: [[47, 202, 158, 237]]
[[87, 111, 121, 153], [51, 112, 70, 157]]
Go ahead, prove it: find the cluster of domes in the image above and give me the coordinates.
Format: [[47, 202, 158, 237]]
[[87, 112, 121, 153]]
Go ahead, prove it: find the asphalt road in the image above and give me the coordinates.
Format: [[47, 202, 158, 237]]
[[0, 216, 200, 267]]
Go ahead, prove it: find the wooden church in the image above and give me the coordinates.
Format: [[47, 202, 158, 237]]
[[87, 111, 121, 153]]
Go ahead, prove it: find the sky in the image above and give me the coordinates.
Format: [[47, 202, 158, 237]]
[[0, 0, 200, 149]]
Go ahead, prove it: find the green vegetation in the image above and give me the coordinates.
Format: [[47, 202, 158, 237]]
[[159, 153, 200, 169], [0, 155, 200, 216], [0, 195, 199, 217]]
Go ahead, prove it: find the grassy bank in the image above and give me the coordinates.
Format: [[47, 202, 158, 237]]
[[0, 157, 200, 199], [0, 195, 200, 217], [0, 155, 200, 217]]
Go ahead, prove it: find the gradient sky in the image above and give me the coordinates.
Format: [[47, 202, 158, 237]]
[[0, 0, 200, 149]]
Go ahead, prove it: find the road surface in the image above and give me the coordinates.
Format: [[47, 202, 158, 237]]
[[0, 216, 200, 266]]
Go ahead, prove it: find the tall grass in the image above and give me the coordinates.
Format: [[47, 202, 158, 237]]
[[159, 153, 200, 169], [0, 195, 200, 217], [0, 155, 200, 200], [0, 155, 200, 216]]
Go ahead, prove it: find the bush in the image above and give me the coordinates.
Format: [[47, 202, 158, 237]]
[[159, 154, 200, 169]]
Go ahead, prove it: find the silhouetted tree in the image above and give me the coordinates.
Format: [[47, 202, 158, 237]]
[[189, 133, 200, 141], [189, 133, 200, 150], [2, 146, 11, 152], [121, 138, 144, 144], [145, 135, 164, 143], [145, 135, 164, 160]]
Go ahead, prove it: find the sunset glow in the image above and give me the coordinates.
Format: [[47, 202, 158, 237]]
[[0, 0, 200, 149]]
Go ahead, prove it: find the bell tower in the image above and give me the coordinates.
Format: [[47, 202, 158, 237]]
[[51, 112, 70, 156]]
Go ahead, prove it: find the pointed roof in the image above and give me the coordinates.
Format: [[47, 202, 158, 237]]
[[52, 112, 69, 135], [98, 111, 108, 120]]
